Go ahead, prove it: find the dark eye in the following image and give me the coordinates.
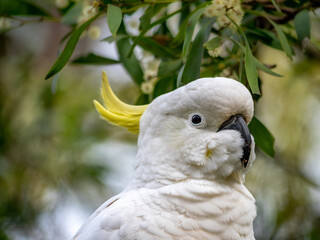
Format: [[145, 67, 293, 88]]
[[189, 113, 206, 128], [191, 114, 202, 125]]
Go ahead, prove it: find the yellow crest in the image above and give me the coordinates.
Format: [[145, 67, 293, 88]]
[[93, 71, 148, 134]]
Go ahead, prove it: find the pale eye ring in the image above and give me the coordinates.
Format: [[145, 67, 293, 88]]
[[189, 113, 206, 128]]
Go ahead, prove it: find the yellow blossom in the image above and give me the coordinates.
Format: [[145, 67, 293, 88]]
[[92, 0, 99, 7], [217, 15, 231, 27], [208, 47, 222, 58], [226, 0, 240, 9], [88, 26, 101, 40], [55, 0, 69, 8], [205, 0, 244, 28], [141, 81, 155, 94], [82, 5, 97, 18]]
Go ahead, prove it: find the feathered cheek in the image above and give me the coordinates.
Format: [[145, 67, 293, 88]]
[[182, 143, 210, 167], [201, 133, 245, 176], [180, 136, 218, 167]]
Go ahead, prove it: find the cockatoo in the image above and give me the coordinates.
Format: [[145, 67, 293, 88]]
[[73, 71, 256, 240]]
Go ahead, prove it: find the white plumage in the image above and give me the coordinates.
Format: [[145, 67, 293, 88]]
[[73, 76, 256, 240]]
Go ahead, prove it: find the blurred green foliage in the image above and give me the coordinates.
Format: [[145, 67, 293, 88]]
[[247, 45, 320, 239], [0, 52, 111, 238], [1, 0, 320, 239]]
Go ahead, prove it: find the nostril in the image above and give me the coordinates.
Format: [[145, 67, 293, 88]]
[[218, 115, 238, 132]]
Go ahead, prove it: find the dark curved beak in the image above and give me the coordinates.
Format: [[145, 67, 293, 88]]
[[218, 114, 251, 168]]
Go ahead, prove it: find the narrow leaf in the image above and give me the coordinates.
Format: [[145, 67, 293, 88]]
[[245, 43, 260, 94], [182, 7, 206, 59], [153, 76, 176, 98], [171, 2, 208, 46], [45, 14, 99, 79], [101, 35, 128, 43], [294, 9, 310, 42], [204, 36, 222, 50], [140, 4, 166, 30], [135, 93, 149, 105], [116, 26, 144, 85], [246, 28, 283, 52], [107, 4, 122, 37], [171, 15, 189, 46], [180, 19, 213, 85], [72, 53, 119, 65], [227, 16, 260, 94], [249, 116, 275, 157], [134, 37, 178, 58], [128, 6, 186, 57], [61, 2, 83, 25], [0, 0, 51, 16], [268, 19, 292, 59], [270, 0, 281, 12], [254, 57, 283, 77], [158, 59, 182, 77]]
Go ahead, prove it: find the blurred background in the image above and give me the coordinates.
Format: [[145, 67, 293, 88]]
[[1, 1, 320, 240]]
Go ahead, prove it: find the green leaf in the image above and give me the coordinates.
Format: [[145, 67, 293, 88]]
[[128, 5, 186, 58], [245, 42, 260, 94], [107, 4, 122, 37], [134, 37, 179, 58], [116, 26, 144, 85], [294, 9, 310, 42], [171, 2, 209, 47], [204, 36, 222, 50], [182, 7, 206, 59], [45, 14, 99, 80], [61, 2, 83, 25], [270, 0, 281, 12], [227, 16, 260, 94], [180, 18, 213, 85], [72, 53, 119, 65], [101, 34, 128, 43], [158, 59, 183, 77], [140, 4, 167, 30], [253, 57, 283, 77], [153, 76, 176, 98], [249, 116, 275, 157], [171, 15, 189, 46], [268, 19, 292, 59], [246, 28, 283, 52], [0, 0, 51, 16], [135, 93, 149, 105], [247, 11, 293, 57]]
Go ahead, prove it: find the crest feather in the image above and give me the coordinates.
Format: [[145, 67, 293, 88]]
[[93, 71, 148, 134]]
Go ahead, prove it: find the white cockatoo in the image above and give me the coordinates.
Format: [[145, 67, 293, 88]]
[[73, 71, 256, 240]]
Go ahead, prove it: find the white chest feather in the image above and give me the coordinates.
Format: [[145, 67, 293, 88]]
[[74, 179, 256, 240]]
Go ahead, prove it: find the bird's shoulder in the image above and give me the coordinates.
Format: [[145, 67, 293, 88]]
[[72, 193, 124, 240], [72, 189, 159, 240]]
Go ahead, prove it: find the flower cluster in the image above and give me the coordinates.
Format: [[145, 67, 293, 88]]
[[205, 0, 244, 28], [75, 1, 101, 40], [208, 47, 222, 58], [87, 25, 101, 40], [123, 8, 144, 36], [55, 0, 69, 8], [78, 0, 99, 25], [138, 50, 160, 94]]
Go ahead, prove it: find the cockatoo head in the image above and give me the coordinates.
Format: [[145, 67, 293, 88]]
[[94, 72, 255, 186]]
